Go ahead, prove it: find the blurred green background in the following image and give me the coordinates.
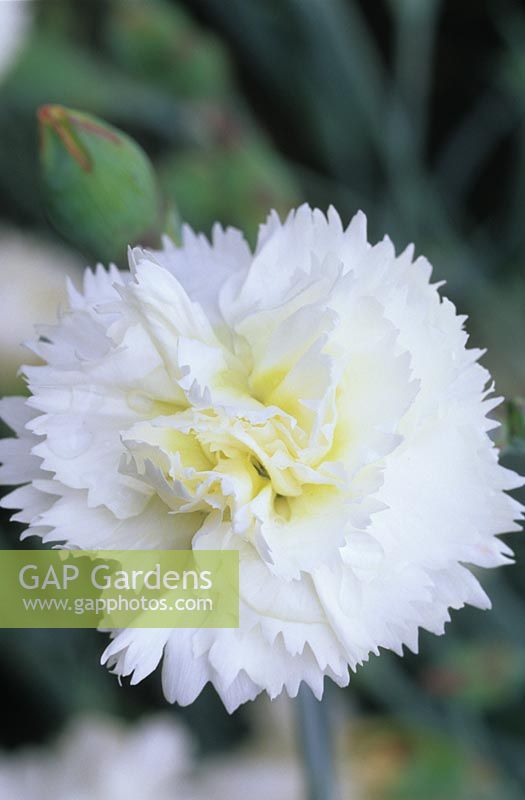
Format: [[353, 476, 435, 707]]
[[0, 0, 524, 798]]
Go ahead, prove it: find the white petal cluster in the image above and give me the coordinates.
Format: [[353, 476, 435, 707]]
[[0, 228, 80, 390], [0, 716, 192, 800], [1, 206, 522, 711], [0, 708, 304, 800]]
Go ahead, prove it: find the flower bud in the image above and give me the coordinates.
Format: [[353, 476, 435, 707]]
[[105, 0, 231, 101], [159, 135, 298, 244], [38, 105, 163, 263]]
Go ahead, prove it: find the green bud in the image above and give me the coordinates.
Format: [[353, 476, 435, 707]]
[[38, 105, 163, 263], [159, 135, 298, 245], [105, 0, 232, 101]]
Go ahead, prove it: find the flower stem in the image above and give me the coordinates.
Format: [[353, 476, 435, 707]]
[[296, 684, 339, 800]]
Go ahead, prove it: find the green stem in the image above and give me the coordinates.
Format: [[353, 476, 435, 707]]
[[296, 684, 339, 800]]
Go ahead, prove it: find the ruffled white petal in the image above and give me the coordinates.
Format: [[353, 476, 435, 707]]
[[0, 206, 522, 712]]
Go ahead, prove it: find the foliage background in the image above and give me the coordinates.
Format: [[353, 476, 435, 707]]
[[0, 0, 524, 797]]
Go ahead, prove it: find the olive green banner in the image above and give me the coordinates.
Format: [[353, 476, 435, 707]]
[[0, 550, 239, 628]]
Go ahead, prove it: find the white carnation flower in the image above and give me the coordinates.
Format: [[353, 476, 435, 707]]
[[0, 228, 81, 390], [0, 206, 522, 711], [0, 715, 192, 800]]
